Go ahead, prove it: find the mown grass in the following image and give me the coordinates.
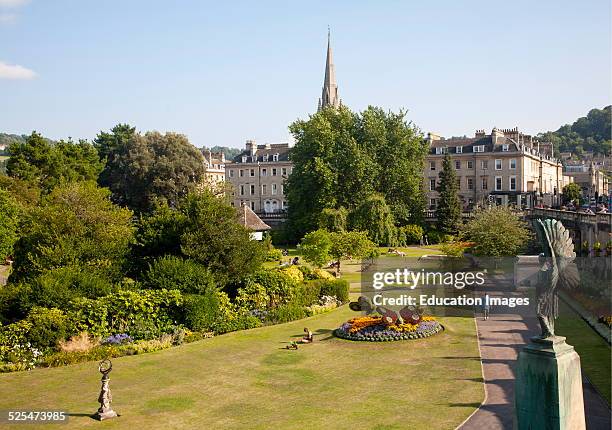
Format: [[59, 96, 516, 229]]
[[556, 301, 611, 404], [0, 306, 482, 430]]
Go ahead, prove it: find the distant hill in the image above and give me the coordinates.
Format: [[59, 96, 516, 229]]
[[0, 133, 27, 153], [537, 106, 611, 157]]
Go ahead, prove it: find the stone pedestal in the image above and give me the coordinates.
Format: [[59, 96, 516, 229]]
[[514, 336, 585, 430]]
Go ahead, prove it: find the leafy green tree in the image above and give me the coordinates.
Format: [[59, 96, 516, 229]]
[[94, 123, 136, 162], [562, 183, 582, 204], [99, 131, 206, 212], [10, 182, 134, 282], [329, 230, 376, 273], [286, 106, 426, 240], [300, 229, 333, 267], [436, 153, 461, 234], [461, 206, 531, 257], [318, 207, 347, 232], [0, 189, 20, 260], [179, 190, 264, 285], [0, 176, 40, 207], [7, 132, 102, 193], [349, 194, 396, 245]]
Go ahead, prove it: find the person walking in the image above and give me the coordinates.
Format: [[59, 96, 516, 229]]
[[483, 300, 490, 320]]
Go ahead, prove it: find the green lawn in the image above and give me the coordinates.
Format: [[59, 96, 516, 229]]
[[0, 306, 483, 430], [556, 301, 611, 404]]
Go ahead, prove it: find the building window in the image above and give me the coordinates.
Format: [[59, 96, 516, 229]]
[[250, 184, 255, 195], [263, 154, 268, 162], [430, 198, 436, 208], [261, 169, 267, 176], [272, 184, 277, 195], [273, 153, 279, 162], [429, 179, 436, 191], [429, 161, 436, 171], [241, 156, 247, 163], [250, 169, 255, 177], [467, 160, 474, 169], [481, 160, 488, 169], [435, 147, 444, 155], [509, 176, 516, 191], [250, 201, 255, 210], [495, 159, 502, 170], [474, 145, 485, 153], [239, 169, 244, 177], [495, 176, 502, 191], [502, 144, 509, 152], [456, 146, 462, 154], [282, 167, 287, 176], [272, 168, 277, 176], [467, 177, 474, 190], [455, 160, 461, 170], [481, 177, 488, 190], [262, 184, 267, 195], [240, 185, 245, 196], [228, 169, 234, 178], [510, 159, 516, 169]]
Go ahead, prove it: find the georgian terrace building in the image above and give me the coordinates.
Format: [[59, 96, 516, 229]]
[[202, 150, 227, 185], [226, 140, 292, 213], [425, 127, 569, 210]]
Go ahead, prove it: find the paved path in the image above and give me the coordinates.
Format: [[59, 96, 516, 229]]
[[459, 299, 611, 430]]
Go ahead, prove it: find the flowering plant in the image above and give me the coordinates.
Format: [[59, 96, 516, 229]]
[[102, 333, 133, 345]]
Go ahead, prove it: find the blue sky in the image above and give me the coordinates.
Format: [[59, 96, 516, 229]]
[[1, 0, 610, 148]]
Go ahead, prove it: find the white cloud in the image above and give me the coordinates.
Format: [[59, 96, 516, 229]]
[[0, 61, 36, 79], [0, 0, 29, 7], [0, 12, 16, 23]]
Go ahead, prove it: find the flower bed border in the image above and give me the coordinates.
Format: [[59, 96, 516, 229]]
[[333, 322, 444, 342]]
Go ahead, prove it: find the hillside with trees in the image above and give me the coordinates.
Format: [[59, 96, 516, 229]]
[[537, 106, 611, 157]]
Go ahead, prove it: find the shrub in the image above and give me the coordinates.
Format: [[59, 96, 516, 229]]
[[399, 225, 424, 245], [142, 255, 216, 294], [280, 265, 304, 283], [312, 268, 335, 280], [297, 265, 314, 279], [315, 279, 349, 303], [24, 307, 70, 350], [68, 289, 183, 340], [183, 290, 261, 334], [292, 282, 322, 307], [247, 270, 296, 308], [267, 302, 306, 324], [235, 282, 270, 311], [265, 248, 283, 262]]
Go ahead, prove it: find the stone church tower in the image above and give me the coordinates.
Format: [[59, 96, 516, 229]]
[[318, 29, 340, 111]]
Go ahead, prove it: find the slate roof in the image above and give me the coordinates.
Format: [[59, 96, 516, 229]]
[[233, 143, 291, 163], [429, 136, 522, 155], [237, 204, 271, 231]]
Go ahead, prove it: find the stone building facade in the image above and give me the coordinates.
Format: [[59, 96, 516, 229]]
[[425, 128, 568, 210], [202, 150, 227, 185], [226, 140, 292, 213], [563, 162, 609, 201]]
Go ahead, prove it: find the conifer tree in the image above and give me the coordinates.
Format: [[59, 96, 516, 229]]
[[436, 153, 461, 234]]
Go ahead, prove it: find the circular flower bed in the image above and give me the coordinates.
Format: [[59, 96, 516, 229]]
[[334, 316, 443, 341]]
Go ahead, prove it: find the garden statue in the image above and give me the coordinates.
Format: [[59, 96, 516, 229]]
[[93, 359, 118, 421], [515, 218, 585, 429], [534, 218, 580, 338], [349, 296, 424, 325]]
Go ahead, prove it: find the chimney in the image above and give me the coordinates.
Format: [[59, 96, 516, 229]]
[[245, 140, 256, 156], [491, 127, 504, 145]]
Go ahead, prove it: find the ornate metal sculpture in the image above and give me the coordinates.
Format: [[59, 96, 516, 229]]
[[534, 219, 580, 338], [94, 359, 118, 421]]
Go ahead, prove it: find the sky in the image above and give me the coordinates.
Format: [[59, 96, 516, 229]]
[[1, 0, 610, 148]]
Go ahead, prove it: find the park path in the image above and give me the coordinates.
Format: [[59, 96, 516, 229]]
[[458, 288, 611, 430]]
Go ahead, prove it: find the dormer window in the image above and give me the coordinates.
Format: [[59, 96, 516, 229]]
[[241, 156, 247, 163], [473, 145, 485, 153], [272, 153, 279, 162], [435, 147, 443, 155], [502, 144, 509, 152], [263, 154, 268, 162], [251, 155, 257, 162], [456, 146, 462, 154]]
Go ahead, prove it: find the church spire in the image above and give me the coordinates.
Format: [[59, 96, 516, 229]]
[[318, 28, 340, 111]]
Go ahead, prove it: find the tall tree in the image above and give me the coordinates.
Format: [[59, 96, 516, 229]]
[[99, 131, 206, 212], [436, 153, 461, 234], [562, 183, 582, 205], [286, 106, 426, 240], [10, 181, 134, 282], [0, 189, 20, 260], [349, 194, 396, 246], [6, 132, 102, 193]]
